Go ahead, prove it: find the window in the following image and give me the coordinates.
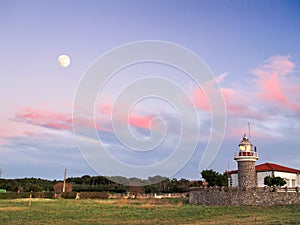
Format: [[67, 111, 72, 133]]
[[292, 179, 296, 187]]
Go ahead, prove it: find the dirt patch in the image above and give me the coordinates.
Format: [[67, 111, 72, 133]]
[[11, 198, 54, 202], [0, 207, 25, 212]]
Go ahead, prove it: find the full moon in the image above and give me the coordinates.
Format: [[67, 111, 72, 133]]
[[58, 54, 71, 68]]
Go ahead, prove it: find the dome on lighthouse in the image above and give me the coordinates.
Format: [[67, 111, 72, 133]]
[[239, 134, 252, 151], [239, 134, 251, 145]]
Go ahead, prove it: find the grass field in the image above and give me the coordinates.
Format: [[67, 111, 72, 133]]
[[0, 198, 299, 224]]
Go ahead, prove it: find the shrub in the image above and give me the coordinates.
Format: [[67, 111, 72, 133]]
[[61, 192, 76, 199], [0, 192, 29, 199], [32, 192, 54, 199], [264, 176, 286, 187], [79, 192, 109, 199]]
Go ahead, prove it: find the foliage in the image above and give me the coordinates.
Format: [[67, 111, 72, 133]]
[[0, 175, 201, 194], [0, 192, 54, 199], [61, 192, 77, 199], [53, 182, 72, 193], [0, 178, 55, 192], [264, 176, 286, 187], [79, 192, 109, 199], [0, 192, 29, 199], [201, 170, 228, 187], [144, 178, 192, 194]]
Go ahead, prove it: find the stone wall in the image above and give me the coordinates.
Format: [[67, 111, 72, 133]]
[[189, 187, 300, 206]]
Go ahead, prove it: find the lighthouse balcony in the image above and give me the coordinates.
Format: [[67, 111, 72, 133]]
[[234, 151, 258, 159]]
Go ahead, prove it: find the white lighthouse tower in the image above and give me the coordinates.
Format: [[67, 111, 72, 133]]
[[234, 134, 259, 187]]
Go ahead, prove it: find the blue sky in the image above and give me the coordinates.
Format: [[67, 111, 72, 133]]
[[0, 0, 300, 180]]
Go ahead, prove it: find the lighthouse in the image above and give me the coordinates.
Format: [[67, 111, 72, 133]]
[[234, 134, 259, 187]]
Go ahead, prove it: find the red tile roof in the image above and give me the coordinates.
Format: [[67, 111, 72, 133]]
[[228, 163, 300, 174], [256, 163, 300, 173]]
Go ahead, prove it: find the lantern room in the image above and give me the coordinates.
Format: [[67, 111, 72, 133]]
[[234, 134, 258, 160]]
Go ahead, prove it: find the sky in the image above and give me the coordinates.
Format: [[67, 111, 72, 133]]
[[0, 0, 300, 181]]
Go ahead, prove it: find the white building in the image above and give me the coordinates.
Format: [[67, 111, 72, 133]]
[[229, 162, 300, 188]]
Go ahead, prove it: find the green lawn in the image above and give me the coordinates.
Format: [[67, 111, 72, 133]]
[[0, 198, 299, 224]]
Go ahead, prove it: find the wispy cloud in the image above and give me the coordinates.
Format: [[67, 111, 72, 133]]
[[14, 107, 72, 130], [190, 55, 300, 139], [252, 55, 300, 112]]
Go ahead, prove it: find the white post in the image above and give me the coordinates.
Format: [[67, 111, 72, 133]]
[[62, 169, 66, 193]]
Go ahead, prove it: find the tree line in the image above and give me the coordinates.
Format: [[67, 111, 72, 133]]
[[0, 170, 235, 194], [0, 175, 203, 194], [0, 178, 56, 192]]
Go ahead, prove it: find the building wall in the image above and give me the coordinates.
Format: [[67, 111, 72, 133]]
[[229, 173, 238, 187], [257, 171, 272, 187], [274, 171, 299, 187]]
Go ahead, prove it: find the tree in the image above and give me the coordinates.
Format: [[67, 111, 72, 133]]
[[128, 178, 144, 198], [53, 182, 72, 193], [264, 176, 286, 187], [201, 170, 228, 187]]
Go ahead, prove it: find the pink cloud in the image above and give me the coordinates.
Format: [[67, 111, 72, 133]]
[[15, 107, 73, 130], [74, 116, 112, 133], [14, 105, 156, 135], [98, 103, 113, 116], [191, 55, 300, 122], [15, 107, 113, 133], [252, 55, 300, 112], [190, 73, 262, 120], [96, 100, 157, 130], [23, 131, 36, 137], [221, 87, 265, 120], [191, 87, 210, 111], [128, 115, 153, 129], [190, 73, 230, 111]]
